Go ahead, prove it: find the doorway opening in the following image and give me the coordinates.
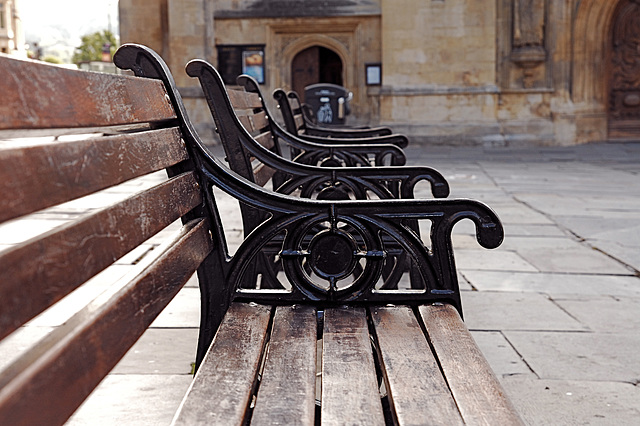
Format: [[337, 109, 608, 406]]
[[291, 46, 343, 102], [607, 0, 640, 139]]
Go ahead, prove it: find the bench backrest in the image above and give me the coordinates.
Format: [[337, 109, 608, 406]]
[[0, 50, 224, 424]]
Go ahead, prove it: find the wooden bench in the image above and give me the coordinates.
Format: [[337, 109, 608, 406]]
[[274, 89, 396, 139], [0, 44, 523, 425]]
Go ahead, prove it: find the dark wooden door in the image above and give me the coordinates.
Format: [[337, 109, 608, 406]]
[[292, 47, 320, 103], [291, 47, 344, 103], [608, 0, 640, 138]]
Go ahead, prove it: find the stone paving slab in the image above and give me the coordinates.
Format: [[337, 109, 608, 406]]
[[505, 238, 632, 275], [461, 291, 588, 331], [489, 204, 557, 225], [0, 326, 54, 372], [112, 328, 199, 375], [462, 270, 640, 297], [66, 375, 192, 426], [553, 296, 640, 333], [587, 239, 640, 272], [502, 378, 640, 425], [503, 330, 640, 382], [456, 248, 538, 272], [150, 287, 201, 328], [469, 331, 535, 378]]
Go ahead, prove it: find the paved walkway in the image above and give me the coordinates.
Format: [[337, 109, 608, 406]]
[[1, 141, 639, 424]]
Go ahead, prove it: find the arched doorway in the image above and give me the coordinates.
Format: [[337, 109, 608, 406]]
[[291, 46, 343, 102], [608, 0, 640, 139]]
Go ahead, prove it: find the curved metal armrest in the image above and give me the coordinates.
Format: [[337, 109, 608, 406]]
[[298, 132, 409, 149], [271, 123, 407, 166], [304, 124, 394, 139]]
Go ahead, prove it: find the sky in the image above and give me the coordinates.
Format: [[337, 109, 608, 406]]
[[20, 0, 119, 62]]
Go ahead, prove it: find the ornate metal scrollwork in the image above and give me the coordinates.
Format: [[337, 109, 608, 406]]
[[279, 214, 386, 301]]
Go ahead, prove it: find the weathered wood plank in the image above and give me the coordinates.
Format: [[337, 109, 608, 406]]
[[249, 111, 270, 133], [236, 112, 269, 137], [227, 89, 262, 110], [322, 307, 385, 425], [0, 218, 213, 426], [0, 56, 176, 130], [0, 172, 201, 341], [254, 131, 275, 149], [0, 127, 188, 223], [419, 304, 524, 426], [238, 115, 256, 133], [251, 305, 317, 425], [253, 163, 276, 187], [172, 303, 273, 425], [371, 306, 464, 425]]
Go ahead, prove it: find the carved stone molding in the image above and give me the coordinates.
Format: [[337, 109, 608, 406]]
[[497, 0, 552, 90], [513, 0, 545, 48], [510, 0, 547, 88]]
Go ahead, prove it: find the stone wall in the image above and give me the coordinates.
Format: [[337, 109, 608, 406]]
[[118, 0, 639, 146], [214, 15, 382, 124]]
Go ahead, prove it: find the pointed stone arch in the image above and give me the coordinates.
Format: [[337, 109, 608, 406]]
[[571, 0, 621, 106]]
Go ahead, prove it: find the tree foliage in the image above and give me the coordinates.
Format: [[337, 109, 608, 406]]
[[72, 30, 118, 64], [43, 56, 63, 64]]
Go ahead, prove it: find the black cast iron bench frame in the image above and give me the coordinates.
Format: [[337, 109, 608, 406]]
[[0, 44, 522, 425]]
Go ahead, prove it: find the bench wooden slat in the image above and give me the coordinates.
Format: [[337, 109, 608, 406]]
[[227, 89, 263, 110], [236, 111, 269, 136], [321, 307, 385, 425], [254, 131, 275, 149], [0, 127, 188, 223], [253, 163, 277, 187], [249, 111, 270, 133], [371, 306, 464, 425], [237, 115, 255, 133], [172, 303, 273, 425], [0, 172, 201, 341], [251, 305, 317, 425], [0, 56, 176, 130], [419, 304, 524, 425], [0, 218, 213, 426]]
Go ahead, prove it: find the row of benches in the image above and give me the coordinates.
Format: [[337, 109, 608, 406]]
[[0, 44, 523, 425]]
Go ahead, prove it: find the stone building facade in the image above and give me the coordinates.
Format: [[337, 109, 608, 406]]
[[119, 0, 640, 146], [0, 0, 25, 56]]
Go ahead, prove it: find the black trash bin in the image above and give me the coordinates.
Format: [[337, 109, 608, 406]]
[[304, 83, 352, 125]]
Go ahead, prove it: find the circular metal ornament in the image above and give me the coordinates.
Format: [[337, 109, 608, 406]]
[[280, 215, 386, 301], [307, 228, 358, 280]]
